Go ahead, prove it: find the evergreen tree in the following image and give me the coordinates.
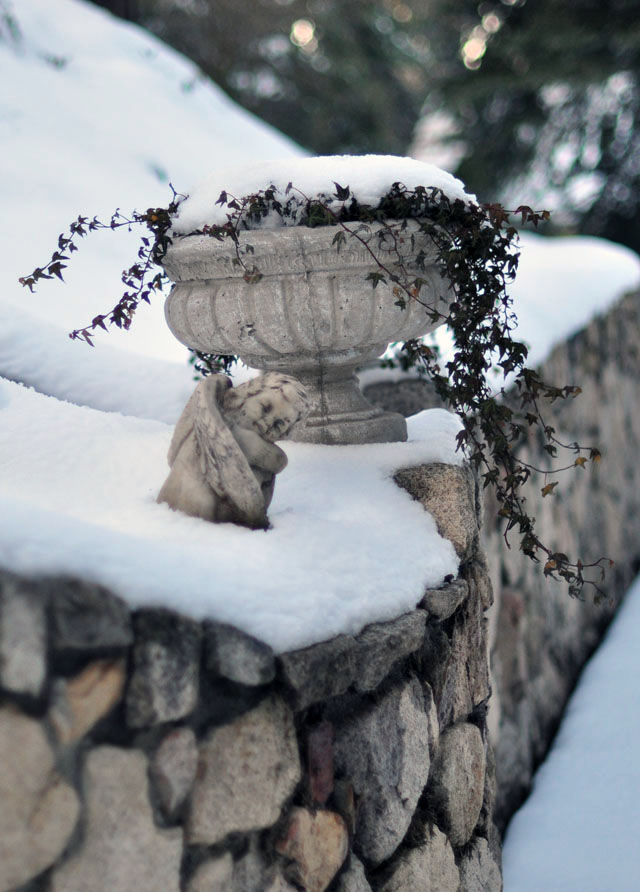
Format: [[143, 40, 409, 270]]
[[416, 0, 640, 252], [98, 0, 640, 251], [90, 0, 138, 19], [134, 0, 431, 155]]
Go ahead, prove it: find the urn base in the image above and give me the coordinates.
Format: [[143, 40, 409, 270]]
[[285, 368, 407, 445], [291, 408, 407, 445]]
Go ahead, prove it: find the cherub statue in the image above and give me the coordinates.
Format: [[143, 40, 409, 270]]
[[157, 372, 309, 529]]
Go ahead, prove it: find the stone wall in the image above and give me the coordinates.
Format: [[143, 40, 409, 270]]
[[486, 289, 640, 829], [0, 462, 501, 892], [364, 290, 640, 833]]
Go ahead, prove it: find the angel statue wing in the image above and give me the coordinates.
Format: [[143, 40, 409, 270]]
[[166, 385, 202, 467], [193, 376, 268, 529]]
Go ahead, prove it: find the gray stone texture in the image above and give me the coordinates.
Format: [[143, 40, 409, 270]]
[[0, 573, 47, 697], [51, 746, 182, 892], [187, 853, 234, 892], [421, 586, 491, 729], [467, 550, 494, 610], [450, 587, 491, 717], [0, 705, 80, 891], [475, 739, 499, 843], [458, 838, 502, 892], [126, 609, 201, 727], [279, 611, 427, 709], [264, 876, 300, 892], [204, 620, 276, 686], [362, 375, 444, 417], [48, 577, 132, 651], [275, 807, 349, 892], [378, 826, 460, 892], [307, 720, 334, 805], [187, 694, 301, 844], [334, 854, 372, 892], [279, 634, 357, 708], [428, 723, 486, 847], [487, 291, 640, 829], [232, 835, 297, 892], [232, 836, 269, 892], [353, 610, 427, 692], [163, 223, 450, 445], [395, 462, 478, 560], [333, 778, 356, 836], [421, 578, 469, 621], [423, 680, 440, 758], [150, 726, 198, 820], [333, 676, 432, 865]]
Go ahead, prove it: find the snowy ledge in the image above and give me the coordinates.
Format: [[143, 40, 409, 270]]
[[0, 377, 463, 653]]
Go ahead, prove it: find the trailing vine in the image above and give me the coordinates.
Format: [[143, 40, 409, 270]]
[[19, 181, 610, 598]]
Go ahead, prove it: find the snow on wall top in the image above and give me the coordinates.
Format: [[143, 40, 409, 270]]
[[173, 154, 476, 233], [0, 377, 461, 653]]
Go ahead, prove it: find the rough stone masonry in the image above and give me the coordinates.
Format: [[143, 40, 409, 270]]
[[0, 461, 501, 892], [366, 290, 640, 833]]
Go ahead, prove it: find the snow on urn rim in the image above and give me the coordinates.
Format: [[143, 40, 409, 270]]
[[172, 154, 475, 234]]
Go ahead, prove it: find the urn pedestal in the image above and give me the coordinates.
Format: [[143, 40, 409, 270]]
[[163, 224, 450, 445]]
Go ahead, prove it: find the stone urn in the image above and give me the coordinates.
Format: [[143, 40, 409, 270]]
[[163, 222, 451, 444]]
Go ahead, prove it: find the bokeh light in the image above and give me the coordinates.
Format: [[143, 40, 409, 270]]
[[290, 19, 316, 48]]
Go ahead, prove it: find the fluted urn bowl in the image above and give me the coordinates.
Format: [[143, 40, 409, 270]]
[[163, 222, 451, 444]]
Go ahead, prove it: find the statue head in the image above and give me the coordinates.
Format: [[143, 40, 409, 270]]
[[223, 372, 310, 442]]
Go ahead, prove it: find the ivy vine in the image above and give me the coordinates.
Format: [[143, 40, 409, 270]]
[[19, 180, 610, 598]]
